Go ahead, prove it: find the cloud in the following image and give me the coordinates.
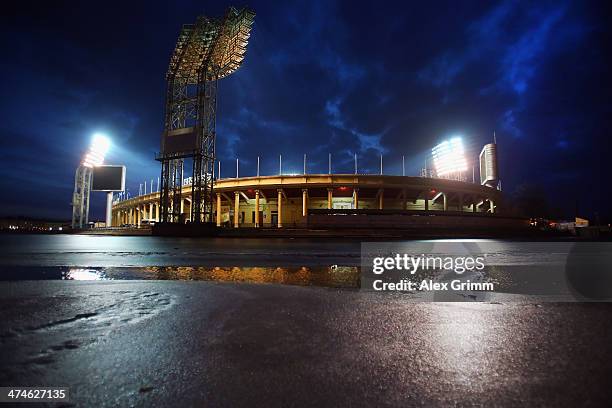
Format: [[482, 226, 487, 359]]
[[418, 1, 514, 89], [502, 5, 567, 95], [500, 109, 522, 138], [324, 98, 386, 155]]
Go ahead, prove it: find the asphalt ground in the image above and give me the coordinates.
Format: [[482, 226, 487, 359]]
[[1, 281, 611, 407]]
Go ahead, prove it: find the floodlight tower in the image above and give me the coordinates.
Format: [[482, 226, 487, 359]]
[[157, 7, 255, 224], [72, 134, 111, 228]]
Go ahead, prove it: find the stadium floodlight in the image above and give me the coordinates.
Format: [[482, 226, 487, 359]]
[[73, 133, 113, 229], [83, 133, 111, 167], [91, 133, 110, 154], [158, 7, 255, 224], [432, 137, 468, 177]]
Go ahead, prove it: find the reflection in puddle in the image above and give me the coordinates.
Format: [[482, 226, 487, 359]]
[[63, 268, 110, 281], [134, 265, 360, 288]]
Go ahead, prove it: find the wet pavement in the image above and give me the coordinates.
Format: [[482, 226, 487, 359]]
[[1, 281, 612, 407], [0, 235, 362, 268]]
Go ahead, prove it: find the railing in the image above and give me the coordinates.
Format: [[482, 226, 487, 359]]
[[119, 153, 487, 201]]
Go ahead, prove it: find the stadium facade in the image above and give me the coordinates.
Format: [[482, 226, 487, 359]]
[[111, 173, 521, 231]]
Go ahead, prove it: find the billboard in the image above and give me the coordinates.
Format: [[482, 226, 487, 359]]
[[161, 127, 197, 155], [92, 165, 126, 192]]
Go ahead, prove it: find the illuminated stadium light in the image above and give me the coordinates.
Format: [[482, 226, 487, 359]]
[[91, 133, 110, 154], [73, 132, 118, 229], [83, 133, 111, 167], [432, 137, 468, 176]]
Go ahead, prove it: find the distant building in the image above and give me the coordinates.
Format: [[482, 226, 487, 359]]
[[575, 217, 589, 227], [479, 143, 499, 189], [0, 217, 68, 232], [553, 217, 590, 232]]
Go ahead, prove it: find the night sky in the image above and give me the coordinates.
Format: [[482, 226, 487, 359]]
[[1, 1, 610, 221]]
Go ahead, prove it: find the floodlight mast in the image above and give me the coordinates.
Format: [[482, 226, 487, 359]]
[[71, 134, 111, 228], [157, 7, 255, 224], [71, 166, 92, 228]]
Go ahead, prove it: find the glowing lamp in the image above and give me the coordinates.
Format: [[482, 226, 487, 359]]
[[432, 137, 468, 176], [82, 133, 111, 167]]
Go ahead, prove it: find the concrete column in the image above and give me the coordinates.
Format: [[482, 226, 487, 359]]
[[302, 189, 308, 217], [234, 192, 240, 228], [277, 189, 283, 228], [354, 188, 359, 209], [216, 193, 222, 227], [473, 198, 477, 213], [149, 203, 153, 220], [424, 195, 429, 212], [105, 192, 112, 227], [378, 189, 384, 210], [180, 199, 185, 217], [137, 206, 141, 226], [443, 193, 448, 211], [458, 194, 464, 212], [490, 200, 495, 214], [255, 190, 260, 227], [327, 188, 333, 209]]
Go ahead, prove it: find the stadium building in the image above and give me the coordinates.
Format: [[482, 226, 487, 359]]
[[108, 8, 527, 235], [111, 170, 526, 232]]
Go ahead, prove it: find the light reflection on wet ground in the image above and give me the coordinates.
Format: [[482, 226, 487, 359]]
[[61, 265, 361, 288], [12, 264, 580, 298], [118, 265, 360, 287], [62, 268, 110, 281], [1, 236, 607, 299]]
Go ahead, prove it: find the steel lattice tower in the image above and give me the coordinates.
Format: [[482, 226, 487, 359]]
[[71, 165, 92, 228], [157, 7, 255, 224]]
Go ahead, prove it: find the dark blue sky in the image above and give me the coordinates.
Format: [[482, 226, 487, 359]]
[[1, 1, 610, 221]]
